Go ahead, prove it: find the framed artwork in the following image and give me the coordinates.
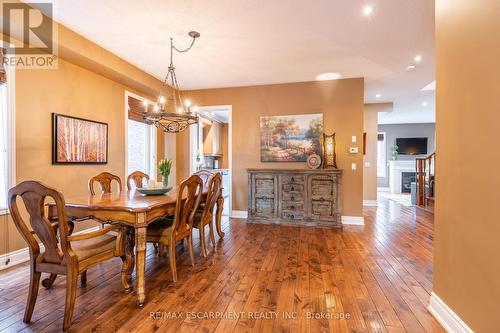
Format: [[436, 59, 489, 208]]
[[260, 113, 323, 162], [52, 113, 108, 164]]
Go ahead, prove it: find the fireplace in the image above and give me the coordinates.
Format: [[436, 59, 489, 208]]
[[401, 172, 416, 193]]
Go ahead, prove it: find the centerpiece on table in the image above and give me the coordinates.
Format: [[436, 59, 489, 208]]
[[159, 158, 173, 188]]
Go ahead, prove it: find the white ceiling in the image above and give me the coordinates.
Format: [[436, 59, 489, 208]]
[[51, 0, 435, 124]]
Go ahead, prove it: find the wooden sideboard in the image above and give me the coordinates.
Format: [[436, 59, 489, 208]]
[[247, 168, 342, 227]]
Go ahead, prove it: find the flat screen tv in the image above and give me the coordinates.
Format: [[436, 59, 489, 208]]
[[396, 137, 428, 155]]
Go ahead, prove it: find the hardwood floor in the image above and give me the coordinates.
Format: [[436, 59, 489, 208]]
[[0, 199, 444, 332]]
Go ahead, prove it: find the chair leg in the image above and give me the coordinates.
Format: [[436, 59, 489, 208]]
[[81, 270, 87, 287], [23, 268, 41, 323], [209, 221, 216, 248], [167, 241, 177, 282], [187, 235, 195, 267], [158, 244, 164, 257], [63, 270, 78, 331], [41, 273, 57, 288], [199, 225, 207, 257]]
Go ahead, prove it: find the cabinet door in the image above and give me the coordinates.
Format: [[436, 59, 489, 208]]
[[308, 174, 338, 221], [250, 174, 277, 218]]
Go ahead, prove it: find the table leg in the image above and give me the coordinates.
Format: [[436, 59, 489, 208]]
[[135, 225, 147, 307], [215, 196, 225, 238], [121, 227, 135, 293]]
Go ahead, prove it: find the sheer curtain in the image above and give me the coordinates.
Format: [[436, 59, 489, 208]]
[[0, 61, 9, 210]]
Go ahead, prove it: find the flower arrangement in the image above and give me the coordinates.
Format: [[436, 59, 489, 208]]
[[158, 159, 172, 187]]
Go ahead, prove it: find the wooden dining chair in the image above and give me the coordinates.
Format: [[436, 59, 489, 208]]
[[127, 171, 150, 190], [8, 181, 130, 331], [194, 169, 214, 185], [88, 172, 122, 195], [146, 175, 203, 282], [192, 172, 222, 257]]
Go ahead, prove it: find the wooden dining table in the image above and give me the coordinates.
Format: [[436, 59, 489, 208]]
[[47, 186, 225, 307]]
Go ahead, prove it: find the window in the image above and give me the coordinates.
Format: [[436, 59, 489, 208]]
[[0, 47, 15, 213], [126, 92, 156, 184], [377, 132, 386, 178]]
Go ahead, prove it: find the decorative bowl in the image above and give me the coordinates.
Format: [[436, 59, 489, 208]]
[[136, 187, 172, 196]]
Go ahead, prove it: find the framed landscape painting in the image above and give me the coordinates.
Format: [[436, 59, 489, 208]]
[[260, 113, 323, 162], [52, 113, 108, 164]]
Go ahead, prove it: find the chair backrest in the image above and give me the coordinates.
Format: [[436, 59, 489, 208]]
[[8, 181, 71, 264], [193, 169, 214, 186], [172, 175, 203, 237], [201, 172, 223, 220], [127, 171, 150, 190], [89, 172, 122, 195]]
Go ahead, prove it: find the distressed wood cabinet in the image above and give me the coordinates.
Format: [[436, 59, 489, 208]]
[[247, 168, 342, 227]]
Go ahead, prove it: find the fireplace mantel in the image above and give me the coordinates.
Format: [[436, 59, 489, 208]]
[[388, 160, 416, 194]]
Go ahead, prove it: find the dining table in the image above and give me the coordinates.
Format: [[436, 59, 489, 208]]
[[47, 186, 225, 307]]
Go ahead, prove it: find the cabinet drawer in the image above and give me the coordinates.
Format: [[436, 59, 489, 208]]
[[282, 191, 304, 201], [255, 198, 275, 215], [310, 201, 335, 219], [282, 201, 304, 211], [255, 178, 275, 196], [282, 183, 304, 193], [281, 210, 304, 220], [281, 175, 305, 184]]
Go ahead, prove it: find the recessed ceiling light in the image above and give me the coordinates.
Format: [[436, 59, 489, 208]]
[[362, 4, 374, 16], [375, 94, 381, 98], [315, 72, 341, 81], [406, 64, 416, 71], [422, 101, 428, 107], [414, 55, 422, 62]]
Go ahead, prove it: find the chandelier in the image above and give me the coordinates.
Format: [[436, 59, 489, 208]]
[[143, 31, 200, 133]]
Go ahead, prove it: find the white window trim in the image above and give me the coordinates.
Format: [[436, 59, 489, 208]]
[[1, 47, 16, 215], [124, 91, 157, 182]]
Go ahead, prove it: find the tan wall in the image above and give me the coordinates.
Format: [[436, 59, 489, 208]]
[[363, 103, 392, 201], [179, 79, 365, 216], [1, 17, 171, 256], [434, 0, 500, 331]]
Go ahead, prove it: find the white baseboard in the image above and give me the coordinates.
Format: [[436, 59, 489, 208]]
[[341, 216, 365, 225], [428, 292, 474, 333], [0, 226, 100, 271], [377, 187, 390, 192], [363, 200, 378, 206], [231, 210, 248, 219]]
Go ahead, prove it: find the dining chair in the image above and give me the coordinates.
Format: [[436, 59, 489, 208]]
[[88, 172, 122, 195], [146, 175, 203, 282], [8, 180, 130, 331], [127, 171, 150, 190], [194, 169, 214, 185], [192, 172, 222, 257]]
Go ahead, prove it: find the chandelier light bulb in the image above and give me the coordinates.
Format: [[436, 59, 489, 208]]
[[184, 99, 191, 107], [153, 105, 159, 112]]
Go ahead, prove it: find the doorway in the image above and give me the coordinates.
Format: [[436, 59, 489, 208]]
[[189, 105, 232, 216]]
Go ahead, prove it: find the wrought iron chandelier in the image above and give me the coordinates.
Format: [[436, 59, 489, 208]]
[[143, 31, 200, 133]]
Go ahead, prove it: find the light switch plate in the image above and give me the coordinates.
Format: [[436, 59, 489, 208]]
[[351, 163, 356, 170], [364, 162, 371, 167], [352, 135, 357, 143], [350, 147, 359, 153]]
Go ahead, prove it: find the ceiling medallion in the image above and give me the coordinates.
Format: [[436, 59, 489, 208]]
[[143, 31, 200, 133]]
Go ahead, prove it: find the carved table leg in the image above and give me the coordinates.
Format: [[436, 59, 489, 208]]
[[215, 196, 225, 238], [121, 227, 135, 293], [135, 224, 147, 307]]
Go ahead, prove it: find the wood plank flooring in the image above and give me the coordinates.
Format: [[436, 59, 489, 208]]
[[0, 199, 444, 332]]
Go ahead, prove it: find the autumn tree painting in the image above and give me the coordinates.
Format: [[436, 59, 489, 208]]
[[53, 114, 108, 164], [260, 114, 323, 162]]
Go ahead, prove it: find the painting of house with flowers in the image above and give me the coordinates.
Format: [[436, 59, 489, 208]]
[[260, 113, 323, 162]]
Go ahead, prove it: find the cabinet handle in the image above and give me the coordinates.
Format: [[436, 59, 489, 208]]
[[291, 196, 295, 201], [291, 177, 295, 182], [291, 205, 295, 210], [291, 186, 295, 191], [290, 214, 294, 219]]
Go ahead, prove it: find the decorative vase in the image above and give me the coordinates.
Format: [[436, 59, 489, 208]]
[[162, 175, 169, 188]]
